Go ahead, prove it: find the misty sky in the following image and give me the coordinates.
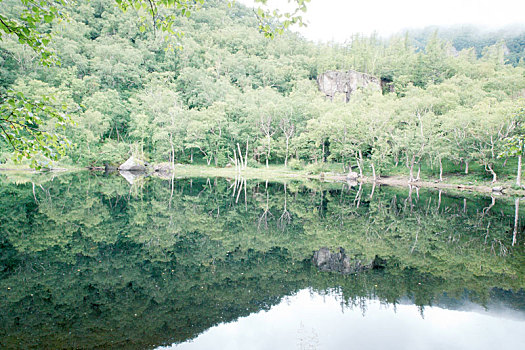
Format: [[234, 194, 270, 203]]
[[238, 0, 525, 41]]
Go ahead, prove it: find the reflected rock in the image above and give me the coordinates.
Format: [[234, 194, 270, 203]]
[[492, 186, 504, 194], [346, 179, 358, 187], [346, 171, 359, 187], [313, 247, 384, 274], [153, 163, 174, 179], [119, 170, 142, 184]]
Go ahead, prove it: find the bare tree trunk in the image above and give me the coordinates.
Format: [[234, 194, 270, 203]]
[[409, 154, 416, 182], [517, 154, 522, 187], [244, 178, 248, 210], [486, 163, 497, 183], [357, 150, 364, 178], [32, 183, 39, 204], [233, 148, 238, 170], [169, 132, 175, 169], [465, 160, 469, 174], [285, 138, 289, 167], [437, 190, 442, 211], [245, 138, 249, 169], [416, 164, 421, 181], [237, 143, 244, 170], [190, 148, 193, 163], [439, 157, 443, 182], [354, 182, 363, 208], [236, 176, 243, 203], [266, 135, 271, 168], [371, 163, 377, 181], [513, 198, 519, 246], [482, 196, 496, 216]]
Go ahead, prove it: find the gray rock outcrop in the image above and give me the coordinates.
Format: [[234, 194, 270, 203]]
[[317, 70, 381, 102], [118, 156, 148, 172]]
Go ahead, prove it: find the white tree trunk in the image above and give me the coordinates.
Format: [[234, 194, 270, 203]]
[[357, 150, 364, 178], [285, 138, 289, 167], [266, 136, 271, 168], [371, 163, 376, 181], [245, 138, 249, 169], [237, 143, 244, 170], [513, 198, 519, 246], [487, 163, 497, 183], [408, 154, 416, 182], [439, 158, 443, 182], [517, 154, 522, 187]]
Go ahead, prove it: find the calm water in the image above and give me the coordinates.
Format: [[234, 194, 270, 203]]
[[0, 171, 524, 349]]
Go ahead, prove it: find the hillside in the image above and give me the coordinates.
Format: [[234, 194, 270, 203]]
[[0, 0, 524, 186]]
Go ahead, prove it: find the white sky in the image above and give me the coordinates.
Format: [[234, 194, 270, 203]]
[[238, 0, 525, 42]]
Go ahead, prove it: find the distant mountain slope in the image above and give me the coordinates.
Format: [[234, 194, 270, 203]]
[[408, 24, 525, 66]]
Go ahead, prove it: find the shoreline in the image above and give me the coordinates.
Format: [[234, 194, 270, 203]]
[[1, 165, 524, 197]]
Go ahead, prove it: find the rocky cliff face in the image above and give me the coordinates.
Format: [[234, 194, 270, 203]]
[[317, 70, 381, 102]]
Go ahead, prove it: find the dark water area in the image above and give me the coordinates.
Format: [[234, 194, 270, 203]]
[[0, 172, 524, 349]]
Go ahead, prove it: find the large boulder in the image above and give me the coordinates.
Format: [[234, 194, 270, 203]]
[[118, 156, 148, 172], [317, 70, 381, 102]]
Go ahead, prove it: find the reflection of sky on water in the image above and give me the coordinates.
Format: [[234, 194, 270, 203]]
[[161, 289, 525, 350]]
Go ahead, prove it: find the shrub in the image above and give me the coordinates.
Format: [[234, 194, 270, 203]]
[[289, 158, 304, 171], [305, 162, 329, 175], [247, 158, 263, 168]]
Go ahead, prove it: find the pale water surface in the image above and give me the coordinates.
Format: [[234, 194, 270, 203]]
[[168, 289, 525, 350]]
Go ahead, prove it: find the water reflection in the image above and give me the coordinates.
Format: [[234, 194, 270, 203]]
[[166, 289, 525, 350], [0, 172, 523, 349]]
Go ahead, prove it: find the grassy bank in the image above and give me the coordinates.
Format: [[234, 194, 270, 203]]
[[2, 159, 525, 197], [150, 161, 525, 197]]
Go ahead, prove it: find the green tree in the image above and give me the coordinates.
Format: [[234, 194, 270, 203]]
[[499, 104, 525, 187], [0, 0, 309, 166]]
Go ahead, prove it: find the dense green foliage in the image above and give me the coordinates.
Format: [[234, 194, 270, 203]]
[[0, 0, 308, 166], [0, 173, 523, 348], [0, 0, 524, 183]]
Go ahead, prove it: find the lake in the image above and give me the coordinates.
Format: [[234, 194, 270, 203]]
[[0, 171, 524, 349]]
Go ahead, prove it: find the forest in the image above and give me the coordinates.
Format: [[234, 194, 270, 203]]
[[1, 0, 525, 186]]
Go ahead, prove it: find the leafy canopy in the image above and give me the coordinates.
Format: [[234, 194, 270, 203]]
[[0, 0, 309, 167]]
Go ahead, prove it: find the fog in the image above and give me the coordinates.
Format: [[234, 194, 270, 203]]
[[238, 0, 525, 41]]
